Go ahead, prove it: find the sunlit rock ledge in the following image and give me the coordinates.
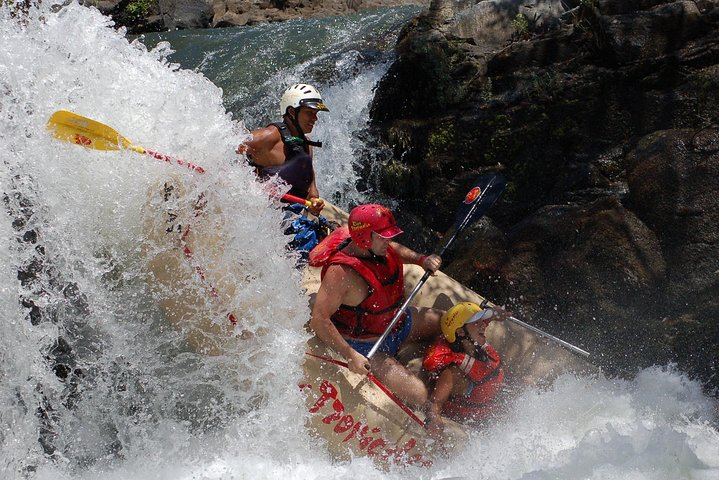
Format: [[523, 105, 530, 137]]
[[87, 0, 429, 33]]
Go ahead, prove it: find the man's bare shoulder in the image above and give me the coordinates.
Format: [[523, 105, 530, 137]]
[[237, 125, 280, 156], [322, 263, 360, 283], [322, 263, 368, 289], [320, 263, 368, 306], [248, 125, 281, 146], [240, 125, 283, 165]]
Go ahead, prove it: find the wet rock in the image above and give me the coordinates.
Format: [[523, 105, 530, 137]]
[[87, 0, 430, 33], [599, 1, 705, 65], [368, 0, 719, 391], [159, 0, 214, 29], [445, 196, 669, 374], [3, 175, 117, 464], [625, 128, 719, 386]]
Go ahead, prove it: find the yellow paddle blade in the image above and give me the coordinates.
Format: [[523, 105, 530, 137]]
[[46, 110, 144, 153]]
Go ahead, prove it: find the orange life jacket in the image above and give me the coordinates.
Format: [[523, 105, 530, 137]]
[[423, 337, 504, 422], [308, 227, 406, 338]]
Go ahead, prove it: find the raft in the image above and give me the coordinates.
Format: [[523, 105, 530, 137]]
[[299, 203, 597, 467], [141, 185, 597, 468]]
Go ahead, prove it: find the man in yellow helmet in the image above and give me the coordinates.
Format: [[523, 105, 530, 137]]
[[422, 301, 511, 438]]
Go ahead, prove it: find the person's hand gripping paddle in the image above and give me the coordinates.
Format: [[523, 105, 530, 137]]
[[366, 174, 507, 359]]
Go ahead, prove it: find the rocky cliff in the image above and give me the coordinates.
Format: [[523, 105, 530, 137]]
[[88, 0, 428, 32], [367, 0, 719, 392]]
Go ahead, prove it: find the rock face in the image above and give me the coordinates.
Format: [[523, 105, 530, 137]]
[[90, 0, 429, 32], [368, 0, 719, 389], [210, 0, 427, 27]]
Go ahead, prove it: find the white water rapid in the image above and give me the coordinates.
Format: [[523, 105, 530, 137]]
[[1, 3, 718, 480]]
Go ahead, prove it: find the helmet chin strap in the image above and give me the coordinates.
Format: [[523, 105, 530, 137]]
[[456, 326, 488, 359], [289, 109, 323, 148]]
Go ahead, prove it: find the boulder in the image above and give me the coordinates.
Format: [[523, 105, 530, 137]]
[[599, 1, 705, 64], [159, 0, 214, 29], [626, 128, 719, 305], [446, 196, 669, 373]]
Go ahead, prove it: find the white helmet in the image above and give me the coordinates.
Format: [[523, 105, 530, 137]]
[[279, 84, 329, 115]]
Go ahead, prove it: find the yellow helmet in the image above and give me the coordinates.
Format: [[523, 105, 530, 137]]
[[441, 301, 494, 343]]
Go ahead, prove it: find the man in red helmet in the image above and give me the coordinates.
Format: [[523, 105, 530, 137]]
[[308, 204, 443, 408]]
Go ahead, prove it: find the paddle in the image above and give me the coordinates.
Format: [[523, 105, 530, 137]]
[[304, 352, 426, 428], [46, 110, 312, 207], [505, 313, 590, 358], [367, 174, 507, 359], [47, 110, 207, 173], [281, 193, 313, 208]]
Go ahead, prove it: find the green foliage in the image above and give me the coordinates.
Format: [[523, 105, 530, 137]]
[[480, 77, 493, 103], [1, 0, 30, 16], [426, 123, 456, 157], [482, 114, 513, 165], [386, 126, 412, 152], [512, 13, 530, 39], [380, 160, 414, 197], [689, 71, 719, 128], [523, 71, 563, 101], [125, 0, 154, 19]]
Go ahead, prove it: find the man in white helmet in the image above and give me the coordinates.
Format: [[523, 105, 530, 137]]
[[237, 83, 328, 216]]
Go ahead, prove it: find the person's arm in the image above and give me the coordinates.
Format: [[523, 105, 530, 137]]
[[236, 127, 281, 167], [424, 368, 461, 439], [309, 265, 369, 375], [307, 174, 324, 216], [389, 241, 441, 273]]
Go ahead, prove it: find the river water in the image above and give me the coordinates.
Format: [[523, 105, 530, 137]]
[[1, 2, 718, 479]]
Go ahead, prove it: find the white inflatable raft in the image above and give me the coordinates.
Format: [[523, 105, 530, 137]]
[[142, 183, 597, 468]]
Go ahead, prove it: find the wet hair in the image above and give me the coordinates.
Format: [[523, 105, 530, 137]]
[[450, 326, 489, 361]]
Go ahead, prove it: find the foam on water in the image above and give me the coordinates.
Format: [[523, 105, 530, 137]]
[[137, 9, 414, 210], [1, 3, 718, 479]]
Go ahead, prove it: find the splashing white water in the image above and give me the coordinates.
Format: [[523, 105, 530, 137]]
[[1, 3, 718, 480], [138, 9, 416, 210]]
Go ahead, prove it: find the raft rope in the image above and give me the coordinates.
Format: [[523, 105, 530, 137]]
[[180, 224, 238, 326], [305, 352, 426, 428]]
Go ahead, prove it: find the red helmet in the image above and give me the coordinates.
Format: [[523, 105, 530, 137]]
[[348, 204, 403, 249]]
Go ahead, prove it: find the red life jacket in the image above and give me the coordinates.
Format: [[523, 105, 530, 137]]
[[423, 337, 504, 422], [308, 227, 406, 338]]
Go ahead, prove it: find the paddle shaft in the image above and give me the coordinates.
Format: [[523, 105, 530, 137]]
[[47, 111, 312, 207], [282, 193, 313, 207], [366, 176, 501, 359], [107, 151, 311, 206], [435, 180, 497, 258], [305, 352, 425, 428], [507, 315, 590, 358], [136, 146, 206, 173], [365, 271, 431, 359]]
